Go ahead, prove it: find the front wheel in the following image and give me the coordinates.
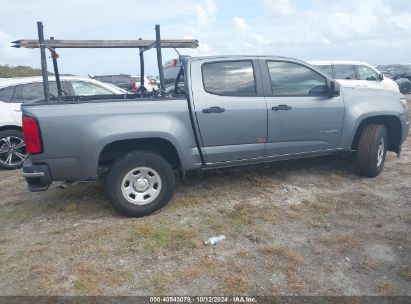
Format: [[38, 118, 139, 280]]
[[105, 151, 175, 217], [0, 130, 27, 170], [355, 124, 387, 177]]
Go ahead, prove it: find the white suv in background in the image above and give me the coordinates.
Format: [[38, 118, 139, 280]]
[[0, 76, 125, 170], [310, 61, 400, 93]]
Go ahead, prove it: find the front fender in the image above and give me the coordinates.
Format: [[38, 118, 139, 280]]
[[339, 87, 407, 149]]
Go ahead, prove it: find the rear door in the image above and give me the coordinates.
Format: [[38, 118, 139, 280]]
[[262, 59, 345, 155], [190, 59, 267, 163]]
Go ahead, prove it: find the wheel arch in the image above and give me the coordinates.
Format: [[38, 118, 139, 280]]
[[352, 115, 403, 154], [0, 125, 22, 133], [98, 137, 182, 175]]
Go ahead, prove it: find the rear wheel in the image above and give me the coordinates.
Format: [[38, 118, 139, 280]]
[[105, 151, 175, 217], [355, 124, 387, 177], [0, 130, 27, 170]]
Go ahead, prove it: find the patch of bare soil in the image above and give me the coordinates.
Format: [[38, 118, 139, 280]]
[[0, 100, 410, 296]]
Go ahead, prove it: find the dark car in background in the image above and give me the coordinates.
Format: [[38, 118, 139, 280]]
[[90, 74, 137, 92], [376, 64, 411, 94]]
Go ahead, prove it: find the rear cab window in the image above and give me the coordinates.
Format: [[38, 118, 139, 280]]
[[202, 60, 256, 96]]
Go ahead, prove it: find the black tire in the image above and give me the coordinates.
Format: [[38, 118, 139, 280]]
[[0, 130, 27, 170], [355, 124, 387, 177], [105, 151, 175, 217]]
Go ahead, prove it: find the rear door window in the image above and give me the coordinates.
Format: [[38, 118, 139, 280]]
[[12, 82, 60, 104], [202, 60, 256, 96], [0, 86, 16, 103], [333, 65, 358, 80]]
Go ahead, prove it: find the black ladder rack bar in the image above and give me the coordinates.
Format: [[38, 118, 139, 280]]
[[138, 38, 145, 89], [155, 25, 165, 95], [37, 22, 50, 103]]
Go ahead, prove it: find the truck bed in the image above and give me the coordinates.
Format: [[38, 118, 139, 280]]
[[22, 97, 202, 181]]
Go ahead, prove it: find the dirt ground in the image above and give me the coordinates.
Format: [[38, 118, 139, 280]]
[[0, 98, 410, 296]]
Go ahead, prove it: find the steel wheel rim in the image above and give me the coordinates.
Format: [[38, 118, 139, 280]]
[[121, 166, 162, 205], [377, 137, 385, 167], [0, 136, 27, 167]]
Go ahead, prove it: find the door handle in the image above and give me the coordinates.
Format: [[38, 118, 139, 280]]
[[202, 106, 225, 114], [272, 104, 292, 111]]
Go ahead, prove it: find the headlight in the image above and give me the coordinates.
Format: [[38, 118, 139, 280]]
[[400, 97, 408, 110]]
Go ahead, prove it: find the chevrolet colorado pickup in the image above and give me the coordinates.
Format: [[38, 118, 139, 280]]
[[21, 56, 410, 217]]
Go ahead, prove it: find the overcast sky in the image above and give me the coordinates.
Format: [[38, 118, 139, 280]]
[[1, 0, 410, 76]]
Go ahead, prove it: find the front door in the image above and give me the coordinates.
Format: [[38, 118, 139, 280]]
[[262, 60, 345, 156], [190, 59, 267, 163]]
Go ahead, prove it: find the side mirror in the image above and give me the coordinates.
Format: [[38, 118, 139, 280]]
[[328, 80, 340, 97], [378, 73, 384, 81]]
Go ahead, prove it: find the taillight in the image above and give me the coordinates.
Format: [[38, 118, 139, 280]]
[[171, 59, 178, 66], [132, 81, 138, 91], [22, 116, 43, 154]]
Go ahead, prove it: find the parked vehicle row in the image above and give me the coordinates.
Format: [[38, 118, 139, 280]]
[[0, 76, 125, 169], [375, 64, 411, 94], [21, 55, 409, 217], [89, 74, 161, 93]]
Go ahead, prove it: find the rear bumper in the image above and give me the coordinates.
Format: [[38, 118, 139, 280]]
[[22, 159, 52, 192]]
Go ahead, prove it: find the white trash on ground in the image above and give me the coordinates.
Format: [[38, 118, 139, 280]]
[[205, 235, 226, 245]]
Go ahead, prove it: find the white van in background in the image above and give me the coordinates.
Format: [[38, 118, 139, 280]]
[[310, 61, 400, 93]]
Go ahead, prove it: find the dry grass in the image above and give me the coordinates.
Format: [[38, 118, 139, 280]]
[[356, 258, 377, 273], [144, 271, 177, 294], [377, 281, 400, 295], [126, 223, 199, 253], [316, 233, 361, 253], [221, 274, 249, 294], [73, 261, 131, 295], [258, 245, 303, 267], [398, 267, 411, 281], [222, 203, 278, 228]]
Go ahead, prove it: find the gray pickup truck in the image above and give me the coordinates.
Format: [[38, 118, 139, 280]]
[[21, 56, 409, 217]]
